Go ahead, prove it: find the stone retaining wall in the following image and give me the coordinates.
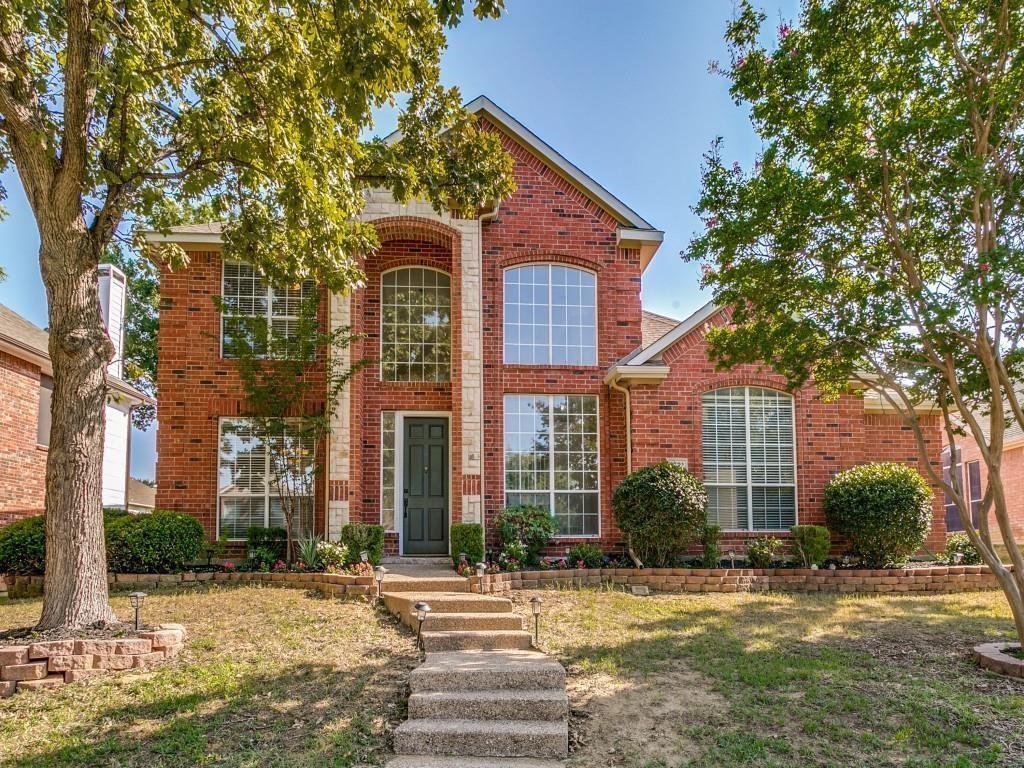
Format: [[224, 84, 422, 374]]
[[2, 571, 375, 600], [470, 565, 1002, 595], [0, 624, 186, 697]]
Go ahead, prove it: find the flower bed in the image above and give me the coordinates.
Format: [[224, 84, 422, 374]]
[[470, 565, 1002, 596], [2, 571, 376, 600], [0, 624, 186, 697]]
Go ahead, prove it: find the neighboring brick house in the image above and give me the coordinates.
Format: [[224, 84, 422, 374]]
[[0, 268, 152, 525], [149, 96, 946, 557], [943, 404, 1024, 554]]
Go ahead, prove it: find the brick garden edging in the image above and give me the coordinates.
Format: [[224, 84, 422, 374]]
[[470, 565, 1002, 596], [974, 642, 1024, 678], [0, 624, 186, 697], [2, 571, 375, 600]]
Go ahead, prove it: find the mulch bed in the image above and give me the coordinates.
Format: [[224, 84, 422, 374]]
[[0, 622, 150, 646]]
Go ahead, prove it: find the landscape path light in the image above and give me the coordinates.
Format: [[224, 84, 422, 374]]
[[727, 550, 735, 569], [530, 596, 544, 645], [374, 565, 387, 599], [128, 591, 147, 631], [953, 551, 964, 565], [414, 601, 432, 648], [360, 550, 369, 563]]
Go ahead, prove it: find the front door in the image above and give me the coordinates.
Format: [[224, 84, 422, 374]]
[[403, 417, 449, 555]]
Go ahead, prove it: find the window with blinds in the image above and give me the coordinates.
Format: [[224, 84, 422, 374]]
[[701, 387, 796, 530], [218, 418, 314, 540], [221, 260, 315, 357]]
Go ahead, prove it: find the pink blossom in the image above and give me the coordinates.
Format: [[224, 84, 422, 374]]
[[766, 55, 774, 65], [790, 49, 799, 58], [707, 217, 718, 228], [737, 56, 747, 68], [701, 264, 716, 277], [779, 23, 792, 38], [980, 262, 990, 272]]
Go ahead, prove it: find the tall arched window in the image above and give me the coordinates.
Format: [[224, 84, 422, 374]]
[[381, 267, 451, 382], [504, 264, 596, 365], [701, 387, 796, 530]]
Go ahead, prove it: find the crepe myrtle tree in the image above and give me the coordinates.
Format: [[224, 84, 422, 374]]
[[219, 291, 359, 565], [0, 0, 514, 630], [688, 0, 1024, 641]]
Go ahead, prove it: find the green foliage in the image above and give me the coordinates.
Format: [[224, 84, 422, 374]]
[[105, 512, 206, 573], [943, 533, 983, 566], [450, 523, 484, 567], [746, 536, 783, 569], [247, 527, 288, 560], [700, 525, 723, 568], [0, 516, 46, 575], [340, 524, 385, 566], [495, 506, 558, 566], [246, 547, 281, 572], [498, 540, 528, 572], [612, 462, 708, 568], [567, 543, 604, 569], [824, 463, 934, 567], [297, 534, 323, 570], [791, 525, 831, 567], [316, 540, 349, 571]]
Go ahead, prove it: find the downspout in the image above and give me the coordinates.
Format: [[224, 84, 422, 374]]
[[608, 374, 643, 567]]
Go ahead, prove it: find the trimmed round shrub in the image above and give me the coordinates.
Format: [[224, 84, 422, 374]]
[[495, 506, 558, 565], [612, 461, 707, 567], [0, 515, 46, 575], [105, 511, 206, 573], [823, 462, 933, 567], [450, 523, 485, 568], [567, 543, 604, 569], [943, 532, 983, 566], [746, 535, 783, 568], [340, 523, 385, 565]]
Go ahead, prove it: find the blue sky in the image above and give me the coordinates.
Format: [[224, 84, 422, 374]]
[[0, 0, 797, 480]]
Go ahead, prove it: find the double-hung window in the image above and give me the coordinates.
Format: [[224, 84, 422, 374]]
[[943, 447, 982, 531], [504, 265, 597, 365], [221, 260, 315, 356], [503, 394, 600, 536], [701, 387, 797, 530], [218, 418, 314, 540]]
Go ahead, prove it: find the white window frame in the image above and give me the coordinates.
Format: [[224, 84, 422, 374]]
[[379, 266, 453, 383], [219, 259, 313, 359], [503, 263, 598, 366], [502, 394, 601, 539], [216, 416, 314, 541], [702, 386, 798, 532]]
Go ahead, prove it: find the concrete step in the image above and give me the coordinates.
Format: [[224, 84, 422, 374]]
[[394, 718, 568, 759], [384, 593, 515, 629], [385, 756, 565, 768], [422, 630, 534, 652], [420, 612, 524, 631], [411, 651, 565, 693], [381, 578, 470, 593], [408, 689, 569, 721]]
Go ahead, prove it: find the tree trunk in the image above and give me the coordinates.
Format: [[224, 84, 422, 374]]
[[35, 232, 118, 630]]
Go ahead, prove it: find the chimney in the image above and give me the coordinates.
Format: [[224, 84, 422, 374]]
[[97, 264, 127, 378]]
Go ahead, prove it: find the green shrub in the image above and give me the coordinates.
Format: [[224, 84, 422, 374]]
[[495, 506, 557, 565], [567, 543, 604, 569], [746, 535, 783, 568], [297, 534, 322, 570], [499, 540, 528, 571], [700, 524, 722, 568], [340, 523, 385, 565], [791, 525, 831, 567], [612, 461, 707, 567], [943, 532, 983, 565], [105, 511, 206, 573], [246, 546, 280, 571], [246, 526, 287, 560], [0, 515, 46, 575], [823, 462, 933, 567], [450, 523, 484, 567], [316, 540, 349, 570]]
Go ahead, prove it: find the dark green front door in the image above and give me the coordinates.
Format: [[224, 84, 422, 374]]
[[403, 417, 449, 555]]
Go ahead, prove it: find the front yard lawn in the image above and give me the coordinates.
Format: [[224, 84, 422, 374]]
[[0, 585, 418, 768], [506, 588, 1024, 768]]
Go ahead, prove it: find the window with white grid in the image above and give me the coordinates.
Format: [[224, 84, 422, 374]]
[[218, 418, 314, 540], [381, 412, 396, 530], [221, 261, 315, 356], [701, 387, 796, 530], [504, 265, 597, 365], [380, 267, 451, 382], [504, 394, 599, 536]]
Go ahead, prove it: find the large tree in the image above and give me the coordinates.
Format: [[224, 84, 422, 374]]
[[0, 0, 514, 629], [690, 0, 1024, 641]]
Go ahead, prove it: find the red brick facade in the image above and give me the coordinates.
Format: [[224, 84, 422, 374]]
[[0, 351, 47, 525], [154, 108, 947, 557]]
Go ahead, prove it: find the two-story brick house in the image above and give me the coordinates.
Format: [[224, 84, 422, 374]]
[[150, 96, 947, 558]]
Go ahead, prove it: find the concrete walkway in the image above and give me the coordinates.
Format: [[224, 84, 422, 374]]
[[381, 561, 568, 767]]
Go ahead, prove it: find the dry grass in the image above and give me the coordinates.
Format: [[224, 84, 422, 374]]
[[0, 585, 418, 768], [508, 587, 1024, 768]]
